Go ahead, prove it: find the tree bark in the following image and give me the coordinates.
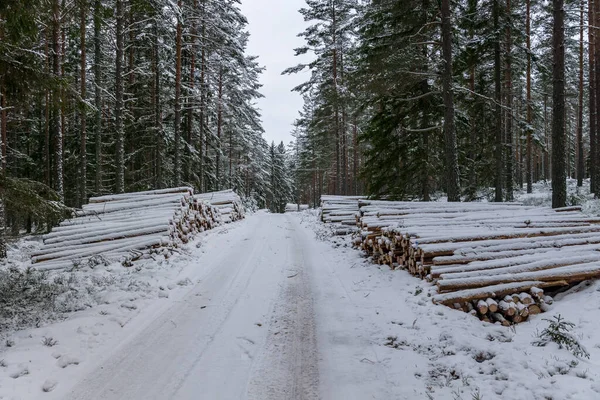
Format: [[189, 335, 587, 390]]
[[526, 0, 533, 193], [493, 0, 503, 202], [552, 0, 566, 208], [578, 0, 584, 187], [152, 19, 163, 189], [594, 0, 600, 196], [186, 0, 198, 184], [504, 0, 514, 201], [199, 0, 206, 192], [0, 87, 6, 173], [441, 0, 461, 202], [332, 2, 341, 195], [80, 0, 87, 205], [174, 0, 183, 186], [115, 0, 125, 193], [590, 0, 597, 193], [52, 0, 64, 201], [216, 67, 223, 190], [94, 0, 102, 194]]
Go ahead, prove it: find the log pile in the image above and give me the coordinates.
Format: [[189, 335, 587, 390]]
[[346, 198, 600, 324], [285, 204, 299, 213], [31, 187, 223, 270], [320, 195, 366, 234], [196, 189, 244, 223]]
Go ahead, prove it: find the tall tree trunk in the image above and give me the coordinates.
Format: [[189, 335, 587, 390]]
[[332, 3, 341, 195], [127, 3, 135, 186], [578, 0, 584, 188], [504, 0, 514, 201], [229, 130, 233, 185], [0, 54, 4, 258], [0, 192, 5, 259], [493, 0, 503, 202], [0, 17, 5, 176], [422, 0, 432, 201], [153, 19, 163, 189], [94, 0, 102, 194], [80, 0, 87, 205], [0, 87, 6, 174], [216, 67, 223, 190], [60, 8, 66, 200], [340, 48, 348, 195], [52, 0, 64, 201], [590, 0, 597, 193], [544, 93, 550, 180], [526, 0, 533, 193], [199, 1, 206, 192], [115, 0, 125, 193], [594, 0, 600, 195], [353, 115, 359, 195], [174, 0, 183, 186], [552, 0, 566, 208], [186, 0, 197, 184], [45, 32, 51, 187], [441, 0, 461, 202]]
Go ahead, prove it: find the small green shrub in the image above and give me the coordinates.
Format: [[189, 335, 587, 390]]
[[533, 314, 590, 359]]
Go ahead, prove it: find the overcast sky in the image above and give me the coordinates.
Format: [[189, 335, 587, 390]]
[[239, 0, 311, 146]]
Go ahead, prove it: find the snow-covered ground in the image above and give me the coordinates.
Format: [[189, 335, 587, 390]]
[[2, 203, 600, 399]]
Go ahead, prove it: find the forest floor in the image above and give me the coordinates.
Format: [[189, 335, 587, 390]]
[[1, 183, 600, 399]]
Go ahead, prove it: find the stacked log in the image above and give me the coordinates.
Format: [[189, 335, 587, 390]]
[[343, 198, 600, 324], [196, 189, 244, 223], [320, 195, 366, 234], [31, 187, 223, 270], [285, 204, 299, 213]]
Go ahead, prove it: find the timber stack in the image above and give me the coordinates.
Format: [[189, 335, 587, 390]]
[[320, 195, 366, 234], [31, 187, 227, 271], [285, 203, 299, 213], [197, 189, 244, 223], [344, 198, 600, 325]]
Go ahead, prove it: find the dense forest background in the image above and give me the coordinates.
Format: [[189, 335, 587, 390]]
[[287, 0, 582, 209], [0, 0, 594, 255], [0, 0, 295, 252]]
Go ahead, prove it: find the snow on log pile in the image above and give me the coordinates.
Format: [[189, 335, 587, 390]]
[[31, 187, 222, 271], [285, 204, 299, 213], [320, 195, 366, 234], [344, 198, 600, 325], [196, 189, 244, 223]]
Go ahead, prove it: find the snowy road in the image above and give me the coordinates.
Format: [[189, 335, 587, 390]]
[[61, 213, 386, 400]]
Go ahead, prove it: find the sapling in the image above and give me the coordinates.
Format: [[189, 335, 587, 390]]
[[533, 314, 590, 359]]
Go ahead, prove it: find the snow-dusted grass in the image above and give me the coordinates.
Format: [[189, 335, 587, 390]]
[[302, 210, 600, 399]]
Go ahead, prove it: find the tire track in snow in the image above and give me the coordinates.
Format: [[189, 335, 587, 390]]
[[246, 216, 319, 400]]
